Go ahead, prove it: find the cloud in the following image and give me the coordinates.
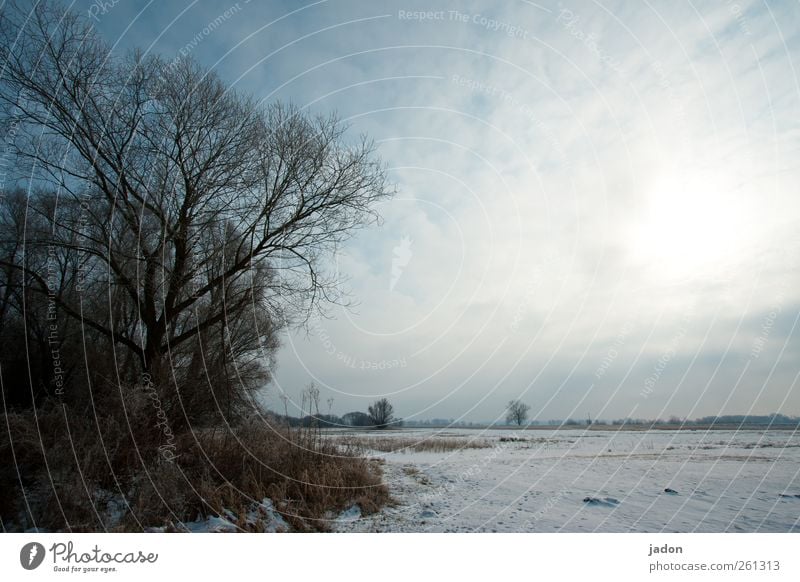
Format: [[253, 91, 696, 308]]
[[82, 0, 800, 420]]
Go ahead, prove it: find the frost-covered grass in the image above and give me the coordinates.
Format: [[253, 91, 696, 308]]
[[341, 434, 492, 453], [332, 428, 800, 533]]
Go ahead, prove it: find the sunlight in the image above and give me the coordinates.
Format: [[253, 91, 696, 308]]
[[629, 168, 748, 283]]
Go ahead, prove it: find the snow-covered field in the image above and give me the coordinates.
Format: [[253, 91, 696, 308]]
[[332, 428, 800, 533]]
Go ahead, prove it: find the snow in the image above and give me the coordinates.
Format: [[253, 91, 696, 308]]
[[334, 504, 362, 526], [182, 514, 238, 533], [332, 428, 800, 532], [165, 498, 289, 533], [248, 498, 289, 533]]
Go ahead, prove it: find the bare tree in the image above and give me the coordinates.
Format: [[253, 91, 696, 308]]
[[368, 398, 395, 429], [0, 2, 392, 419], [506, 400, 530, 426]]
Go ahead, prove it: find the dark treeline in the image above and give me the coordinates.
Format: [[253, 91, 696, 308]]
[[602, 414, 800, 427], [266, 401, 402, 429], [267, 412, 395, 429], [406, 414, 800, 428]]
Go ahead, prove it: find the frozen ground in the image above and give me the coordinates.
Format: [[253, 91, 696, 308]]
[[145, 498, 289, 533], [332, 428, 800, 533]]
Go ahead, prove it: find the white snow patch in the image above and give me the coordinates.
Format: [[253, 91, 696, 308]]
[[335, 504, 362, 525], [182, 514, 238, 533], [332, 428, 800, 533], [248, 498, 289, 533], [170, 497, 289, 532]]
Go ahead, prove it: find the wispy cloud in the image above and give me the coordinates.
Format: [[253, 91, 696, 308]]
[[83, 0, 800, 421]]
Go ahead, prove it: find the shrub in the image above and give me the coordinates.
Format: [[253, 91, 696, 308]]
[[0, 392, 388, 532]]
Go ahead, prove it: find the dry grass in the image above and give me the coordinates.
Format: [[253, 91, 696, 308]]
[[168, 420, 389, 531], [341, 435, 491, 454], [402, 464, 431, 485], [1, 397, 388, 532]]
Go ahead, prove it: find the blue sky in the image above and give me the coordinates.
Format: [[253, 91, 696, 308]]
[[78, 0, 800, 422]]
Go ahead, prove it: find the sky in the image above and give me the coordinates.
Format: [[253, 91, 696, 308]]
[[77, 0, 800, 423]]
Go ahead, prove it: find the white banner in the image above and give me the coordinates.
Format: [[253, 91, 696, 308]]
[[1, 533, 797, 581]]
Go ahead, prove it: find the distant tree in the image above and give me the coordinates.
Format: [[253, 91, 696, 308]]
[[342, 411, 372, 427], [506, 400, 531, 426], [368, 398, 395, 429]]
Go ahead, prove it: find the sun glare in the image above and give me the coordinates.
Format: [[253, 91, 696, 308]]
[[630, 169, 748, 283]]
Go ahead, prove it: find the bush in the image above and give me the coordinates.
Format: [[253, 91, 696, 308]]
[[0, 391, 389, 532]]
